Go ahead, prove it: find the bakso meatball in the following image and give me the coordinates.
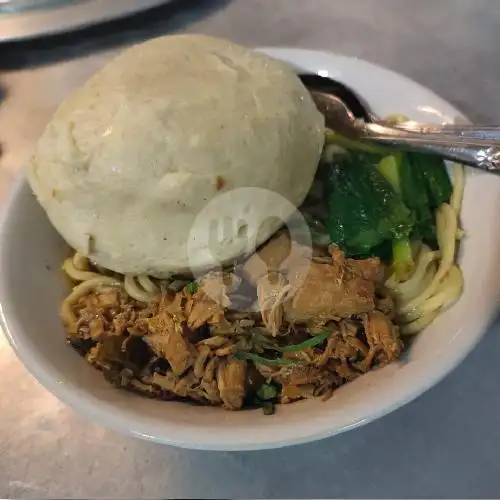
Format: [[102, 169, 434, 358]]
[[27, 34, 325, 277]]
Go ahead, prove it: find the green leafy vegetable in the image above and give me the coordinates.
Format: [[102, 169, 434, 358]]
[[398, 153, 436, 244], [235, 352, 297, 366], [257, 383, 278, 401], [376, 153, 427, 277], [381, 114, 450, 235], [322, 124, 452, 280], [325, 153, 415, 279], [377, 152, 438, 248], [364, 239, 394, 261], [408, 153, 452, 209]]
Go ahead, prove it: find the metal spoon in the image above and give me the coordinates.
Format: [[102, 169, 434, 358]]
[[299, 73, 500, 173]]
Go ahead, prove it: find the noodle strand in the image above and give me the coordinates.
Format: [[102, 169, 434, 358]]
[[63, 257, 104, 282], [61, 276, 122, 328], [137, 274, 160, 294], [124, 275, 158, 302]]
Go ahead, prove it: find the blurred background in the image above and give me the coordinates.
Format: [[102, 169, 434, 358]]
[[0, 0, 176, 40], [0, 0, 77, 13]]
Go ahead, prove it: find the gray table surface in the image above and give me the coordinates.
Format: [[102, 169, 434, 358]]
[[1, 0, 500, 498]]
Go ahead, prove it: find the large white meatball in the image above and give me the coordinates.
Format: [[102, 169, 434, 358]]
[[28, 34, 325, 276]]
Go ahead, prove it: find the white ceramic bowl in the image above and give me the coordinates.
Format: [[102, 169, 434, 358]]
[[2, 48, 500, 451]]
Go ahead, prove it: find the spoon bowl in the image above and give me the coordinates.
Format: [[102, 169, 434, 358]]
[[298, 73, 372, 121], [300, 73, 500, 173]]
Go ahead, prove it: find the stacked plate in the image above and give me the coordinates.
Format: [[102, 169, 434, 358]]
[[0, 0, 171, 42], [0, 0, 77, 12]]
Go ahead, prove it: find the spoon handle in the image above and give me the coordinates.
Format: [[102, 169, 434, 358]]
[[363, 122, 500, 148], [415, 144, 500, 173], [308, 88, 500, 173], [392, 122, 500, 142], [362, 132, 500, 173], [359, 122, 500, 173]]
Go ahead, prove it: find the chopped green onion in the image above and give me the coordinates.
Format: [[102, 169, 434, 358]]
[[253, 331, 331, 353], [278, 331, 331, 352], [235, 352, 296, 366], [185, 282, 199, 294], [257, 383, 278, 401], [261, 401, 276, 415]]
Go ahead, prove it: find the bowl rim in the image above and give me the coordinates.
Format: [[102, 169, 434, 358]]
[[1, 48, 499, 451]]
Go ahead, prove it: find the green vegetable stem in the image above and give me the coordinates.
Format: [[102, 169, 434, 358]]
[[408, 153, 452, 209], [235, 352, 297, 366], [252, 330, 331, 353], [377, 152, 451, 249], [278, 331, 331, 352], [377, 153, 430, 278]]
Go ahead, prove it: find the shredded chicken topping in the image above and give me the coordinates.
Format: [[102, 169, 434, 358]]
[[64, 239, 402, 413]]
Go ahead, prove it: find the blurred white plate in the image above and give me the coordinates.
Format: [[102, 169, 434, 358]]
[[0, 0, 172, 42]]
